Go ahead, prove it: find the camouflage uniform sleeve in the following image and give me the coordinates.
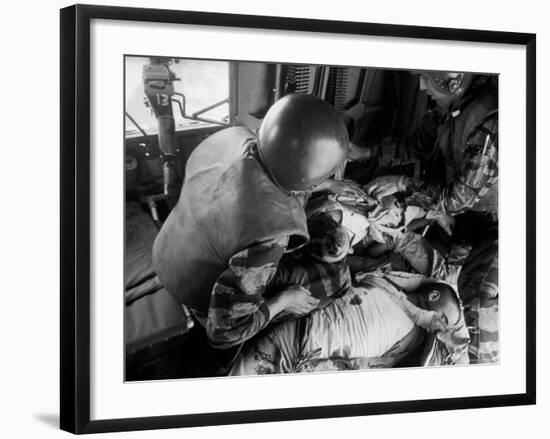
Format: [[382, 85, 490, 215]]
[[407, 114, 498, 215], [392, 231, 457, 281], [205, 236, 289, 349]]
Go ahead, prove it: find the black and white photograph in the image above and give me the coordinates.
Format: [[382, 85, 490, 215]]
[[1, 0, 545, 436], [124, 56, 499, 381]]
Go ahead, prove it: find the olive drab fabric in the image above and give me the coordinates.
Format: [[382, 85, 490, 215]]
[[153, 126, 309, 314]]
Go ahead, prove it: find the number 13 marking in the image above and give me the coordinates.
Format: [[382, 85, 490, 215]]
[[155, 93, 170, 106]]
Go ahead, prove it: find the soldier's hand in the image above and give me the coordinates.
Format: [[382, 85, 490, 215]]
[[280, 285, 320, 316], [365, 175, 409, 200], [327, 179, 371, 201], [429, 312, 449, 332], [347, 142, 373, 162], [426, 210, 455, 236], [414, 309, 448, 333]]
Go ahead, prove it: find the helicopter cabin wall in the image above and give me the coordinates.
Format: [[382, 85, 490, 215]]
[[230, 61, 408, 146], [124, 62, 422, 203], [232, 61, 278, 132]]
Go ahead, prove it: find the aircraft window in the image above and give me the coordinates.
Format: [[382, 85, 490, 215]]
[[125, 56, 230, 138]]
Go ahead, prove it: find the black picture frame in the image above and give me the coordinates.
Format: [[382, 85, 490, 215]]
[[60, 3, 536, 434]]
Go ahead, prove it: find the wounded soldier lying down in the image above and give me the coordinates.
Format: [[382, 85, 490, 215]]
[[230, 277, 470, 374], [230, 213, 470, 375]]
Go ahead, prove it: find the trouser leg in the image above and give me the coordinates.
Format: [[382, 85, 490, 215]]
[[454, 211, 498, 303], [453, 211, 499, 364]]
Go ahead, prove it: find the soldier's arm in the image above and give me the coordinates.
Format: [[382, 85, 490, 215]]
[[205, 237, 288, 349], [406, 115, 498, 215], [392, 231, 457, 281], [378, 277, 448, 332]]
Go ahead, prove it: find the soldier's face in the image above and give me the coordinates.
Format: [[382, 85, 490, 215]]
[[319, 227, 352, 263]]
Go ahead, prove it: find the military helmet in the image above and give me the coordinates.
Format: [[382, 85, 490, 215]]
[[421, 71, 473, 98], [258, 93, 349, 192]]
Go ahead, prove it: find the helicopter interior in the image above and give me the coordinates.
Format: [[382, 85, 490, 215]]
[[124, 57, 498, 381]]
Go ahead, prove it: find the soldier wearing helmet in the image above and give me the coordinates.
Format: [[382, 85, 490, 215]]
[[153, 94, 361, 365], [369, 71, 498, 217], [368, 72, 498, 363]]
